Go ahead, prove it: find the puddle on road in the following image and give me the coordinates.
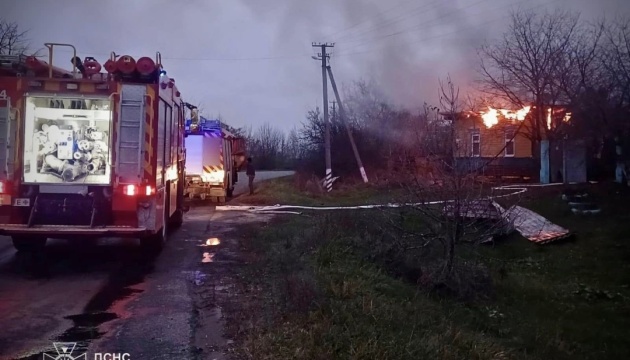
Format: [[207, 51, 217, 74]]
[[17, 312, 118, 360], [198, 237, 221, 247], [206, 237, 221, 246], [202, 252, 215, 263], [57, 312, 119, 353], [16, 252, 155, 360]]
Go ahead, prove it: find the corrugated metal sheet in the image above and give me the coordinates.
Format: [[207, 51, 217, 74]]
[[442, 199, 504, 220], [504, 205, 571, 244]]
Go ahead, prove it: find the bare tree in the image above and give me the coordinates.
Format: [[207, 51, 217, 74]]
[[601, 16, 630, 109], [299, 81, 416, 182], [478, 9, 581, 147], [0, 19, 29, 55], [386, 76, 513, 298], [283, 127, 302, 162], [245, 122, 286, 170]]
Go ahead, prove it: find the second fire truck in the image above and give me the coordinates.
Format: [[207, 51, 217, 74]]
[[182, 105, 246, 203]]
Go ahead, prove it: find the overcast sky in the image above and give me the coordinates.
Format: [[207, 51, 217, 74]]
[[2, 0, 628, 132]]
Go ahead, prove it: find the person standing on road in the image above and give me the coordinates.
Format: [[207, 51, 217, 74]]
[[246, 157, 256, 195]]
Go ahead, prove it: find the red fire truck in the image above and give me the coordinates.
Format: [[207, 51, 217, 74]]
[[0, 43, 188, 251], [183, 111, 247, 202]]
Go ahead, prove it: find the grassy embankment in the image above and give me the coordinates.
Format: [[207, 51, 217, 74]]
[[230, 176, 404, 206], [227, 177, 630, 360]]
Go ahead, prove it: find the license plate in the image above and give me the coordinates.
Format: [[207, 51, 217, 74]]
[[13, 198, 30, 207]]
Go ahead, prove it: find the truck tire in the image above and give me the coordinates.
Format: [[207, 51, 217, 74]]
[[170, 209, 184, 229], [140, 195, 169, 252], [12, 236, 47, 252], [140, 225, 165, 252]]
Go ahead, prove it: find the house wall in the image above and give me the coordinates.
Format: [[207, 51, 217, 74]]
[[549, 139, 587, 183], [454, 116, 533, 158]]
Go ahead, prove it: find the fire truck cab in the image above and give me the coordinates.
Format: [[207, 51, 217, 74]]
[[0, 43, 188, 252]]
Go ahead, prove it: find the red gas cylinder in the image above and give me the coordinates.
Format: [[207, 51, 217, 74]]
[[136, 57, 156, 76], [103, 59, 116, 73], [116, 55, 136, 74], [83, 57, 102, 76]]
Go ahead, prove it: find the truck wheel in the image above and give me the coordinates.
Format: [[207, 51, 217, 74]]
[[12, 236, 47, 252], [141, 196, 169, 252], [141, 217, 166, 252], [170, 209, 184, 229]]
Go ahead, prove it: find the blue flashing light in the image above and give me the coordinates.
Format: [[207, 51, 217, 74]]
[[159, 69, 166, 77]]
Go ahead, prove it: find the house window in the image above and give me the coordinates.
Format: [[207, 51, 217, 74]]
[[505, 130, 515, 157], [471, 132, 480, 157]]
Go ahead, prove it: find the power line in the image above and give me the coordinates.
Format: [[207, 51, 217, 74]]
[[333, 0, 446, 43], [335, 0, 562, 55], [338, 0, 505, 50], [41, 0, 565, 64], [49, 48, 313, 62], [322, 0, 423, 40]]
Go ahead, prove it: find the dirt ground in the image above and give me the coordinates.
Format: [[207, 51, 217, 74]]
[[188, 209, 275, 359]]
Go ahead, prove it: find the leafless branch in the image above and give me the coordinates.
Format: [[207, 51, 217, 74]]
[[0, 19, 30, 55]]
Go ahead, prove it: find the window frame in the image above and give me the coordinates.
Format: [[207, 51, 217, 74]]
[[504, 129, 515, 157], [471, 131, 480, 157]]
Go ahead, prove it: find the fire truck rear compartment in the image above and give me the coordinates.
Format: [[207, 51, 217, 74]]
[[27, 191, 112, 227], [0, 186, 154, 238]]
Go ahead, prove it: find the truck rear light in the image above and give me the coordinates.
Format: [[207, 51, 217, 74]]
[[123, 184, 137, 196], [122, 184, 155, 196]]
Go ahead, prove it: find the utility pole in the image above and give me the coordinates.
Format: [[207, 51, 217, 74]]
[[326, 65, 369, 183], [312, 42, 334, 192], [331, 100, 336, 122]]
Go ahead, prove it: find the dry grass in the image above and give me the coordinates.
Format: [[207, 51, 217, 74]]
[[229, 175, 403, 207], [222, 182, 630, 360]]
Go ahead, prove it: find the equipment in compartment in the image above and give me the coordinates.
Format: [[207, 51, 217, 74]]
[[56, 125, 75, 159], [32, 119, 109, 182]]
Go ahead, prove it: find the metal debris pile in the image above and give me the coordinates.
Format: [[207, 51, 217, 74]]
[[442, 198, 571, 245], [502, 205, 571, 244]]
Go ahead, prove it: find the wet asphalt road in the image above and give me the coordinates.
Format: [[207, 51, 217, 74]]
[[0, 171, 293, 360]]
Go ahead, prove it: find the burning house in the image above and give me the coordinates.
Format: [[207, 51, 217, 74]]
[[450, 104, 584, 182]]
